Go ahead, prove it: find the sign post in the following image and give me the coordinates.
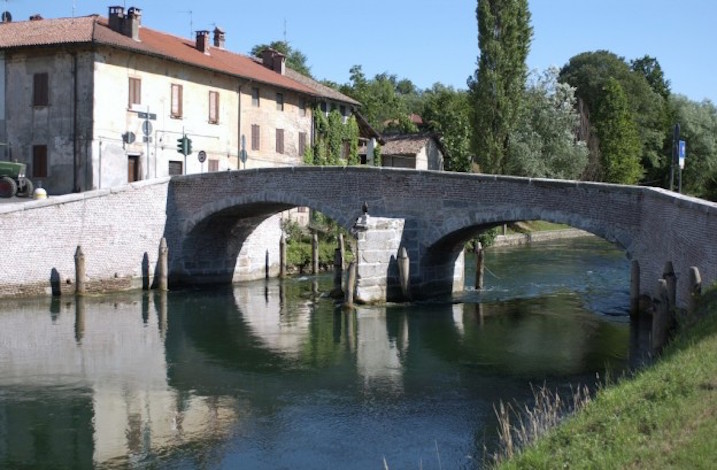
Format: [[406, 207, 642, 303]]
[[198, 150, 207, 173], [240, 134, 248, 169], [139, 108, 156, 179], [678, 139, 686, 193]]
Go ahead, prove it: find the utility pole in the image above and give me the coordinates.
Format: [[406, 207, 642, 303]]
[[670, 123, 679, 191]]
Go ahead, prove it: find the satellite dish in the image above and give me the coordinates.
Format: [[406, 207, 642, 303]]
[[1, 11, 12, 23]]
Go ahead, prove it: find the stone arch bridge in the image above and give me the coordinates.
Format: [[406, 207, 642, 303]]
[[164, 167, 717, 306], [1, 167, 716, 307]]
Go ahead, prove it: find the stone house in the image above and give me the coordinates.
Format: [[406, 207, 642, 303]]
[[0, 6, 359, 195], [379, 132, 445, 170]]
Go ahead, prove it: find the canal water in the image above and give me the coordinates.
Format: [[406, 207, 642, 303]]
[[0, 237, 651, 469]]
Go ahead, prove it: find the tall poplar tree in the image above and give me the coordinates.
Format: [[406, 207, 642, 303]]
[[469, 0, 532, 174], [595, 78, 643, 184]]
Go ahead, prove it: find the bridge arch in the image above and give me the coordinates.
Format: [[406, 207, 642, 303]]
[[165, 167, 717, 307]]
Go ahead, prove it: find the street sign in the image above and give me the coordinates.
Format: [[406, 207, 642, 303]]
[[142, 120, 153, 136], [679, 140, 686, 169], [137, 112, 157, 120], [198, 150, 207, 163], [240, 149, 247, 164]]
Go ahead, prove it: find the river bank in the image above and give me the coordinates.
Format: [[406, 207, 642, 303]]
[[497, 287, 717, 468], [491, 227, 593, 248]]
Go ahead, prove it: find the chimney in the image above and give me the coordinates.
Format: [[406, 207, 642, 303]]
[[262, 49, 286, 75], [213, 27, 225, 48], [108, 6, 124, 33], [125, 7, 141, 41], [108, 6, 141, 41], [196, 30, 210, 53]]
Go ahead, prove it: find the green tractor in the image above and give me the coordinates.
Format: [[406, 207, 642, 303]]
[[0, 161, 34, 198]]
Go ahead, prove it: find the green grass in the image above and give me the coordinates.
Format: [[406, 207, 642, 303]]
[[504, 221, 571, 234], [498, 289, 717, 469]]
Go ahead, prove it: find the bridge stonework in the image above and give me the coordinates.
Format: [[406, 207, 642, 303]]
[[0, 167, 716, 309]]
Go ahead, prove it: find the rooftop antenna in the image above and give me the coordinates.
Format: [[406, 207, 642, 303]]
[[179, 10, 193, 38]]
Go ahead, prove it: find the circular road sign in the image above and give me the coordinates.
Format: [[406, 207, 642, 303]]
[[197, 150, 207, 163], [142, 120, 152, 136]]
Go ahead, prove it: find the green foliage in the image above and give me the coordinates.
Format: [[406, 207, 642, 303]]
[[250, 40, 312, 77], [421, 84, 473, 172], [506, 68, 589, 179], [306, 109, 359, 166], [670, 95, 717, 199], [594, 78, 643, 184], [373, 144, 382, 166], [559, 50, 669, 182], [469, 0, 533, 174], [339, 65, 412, 131]]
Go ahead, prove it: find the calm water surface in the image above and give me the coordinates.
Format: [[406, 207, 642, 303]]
[[0, 237, 650, 469]]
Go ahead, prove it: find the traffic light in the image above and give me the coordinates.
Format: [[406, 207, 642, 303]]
[[176, 135, 193, 156], [176, 136, 186, 155]]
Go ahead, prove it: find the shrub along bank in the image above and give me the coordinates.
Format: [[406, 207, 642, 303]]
[[498, 287, 717, 469]]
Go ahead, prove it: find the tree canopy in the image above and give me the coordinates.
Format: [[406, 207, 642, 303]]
[[559, 50, 669, 182], [469, 0, 533, 174], [506, 68, 588, 179], [251, 40, 312, 77]]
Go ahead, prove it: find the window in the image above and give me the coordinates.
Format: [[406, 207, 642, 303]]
[[320, 101, 327, 114], [208, 159, 219, 172], [33, 73, 49, 106], [128, 77, 141, 107], [251, 124, 260, 151], [209, 91, 219, 124], [299, 98, 307, 117], [276, 93, 284, 111], [32, 145, 48, 178], [276, 129, 284, 154], [252, 87, 260, 107], [168, 161, 183, 176], [171, 84, 183, 118], [340, 105, 346, 116], [298, 132, 307, 156]]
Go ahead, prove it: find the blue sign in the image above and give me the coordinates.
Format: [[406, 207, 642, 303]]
[[679, 140, 686, 169]]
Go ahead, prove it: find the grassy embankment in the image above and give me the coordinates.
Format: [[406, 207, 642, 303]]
[[497, 287, 717, 469]]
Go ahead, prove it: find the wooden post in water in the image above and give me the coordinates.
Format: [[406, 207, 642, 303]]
[[331, 247, 344, 299], [279, 233, 287, 278], [339, 233, 346, 270], [158, 237, 168, 292], [475, 242, 485, 290], [74, 295, 86, 344], [688, 266, 702, 316], [312, 232, 319, 275], [630, 260, 640, 317], [652, 278, 670, 351], [74, 245, 86, 296], [344, 261, 356, 309], [398, 246, 411, 300]]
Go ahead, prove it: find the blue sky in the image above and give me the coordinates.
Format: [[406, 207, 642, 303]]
[[7, 1, 716, 103]]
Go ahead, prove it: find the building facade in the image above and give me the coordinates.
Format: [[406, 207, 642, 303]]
[[0, 6, 360, 195]]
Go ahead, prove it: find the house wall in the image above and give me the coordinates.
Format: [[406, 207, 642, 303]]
[[92, 47, 242, 187], [3, 47, 95, 194], [2, 44, 315, 195], [426, 140, 444, 171], [91, 47, 312, 187], [240, 84, 312, 168]]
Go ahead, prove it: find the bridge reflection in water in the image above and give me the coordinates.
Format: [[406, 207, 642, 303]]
[[0, 239, 650, 468]]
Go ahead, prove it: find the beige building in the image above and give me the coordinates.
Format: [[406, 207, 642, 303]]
[[0, 6, 359, 195], [379, 133, 445, 170]]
